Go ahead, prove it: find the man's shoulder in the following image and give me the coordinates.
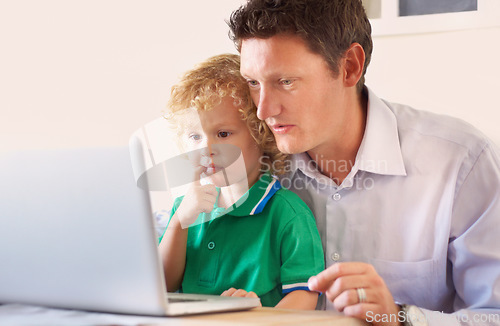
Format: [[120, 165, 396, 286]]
[[386, 100, 492, 153]]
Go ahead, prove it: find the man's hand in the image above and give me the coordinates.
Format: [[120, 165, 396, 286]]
[[221, 288, 262, 307], [308, 262, 401, 326], [175, 166, 217, 228]]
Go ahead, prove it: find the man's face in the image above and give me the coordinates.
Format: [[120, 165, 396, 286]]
[[240, 34, 350, 155]]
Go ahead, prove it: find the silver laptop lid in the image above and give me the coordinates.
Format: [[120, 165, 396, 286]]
[[0, 147, 168, 315]]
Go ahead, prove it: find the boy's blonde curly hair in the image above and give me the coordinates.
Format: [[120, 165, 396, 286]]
[[164, 53, 288, 175]]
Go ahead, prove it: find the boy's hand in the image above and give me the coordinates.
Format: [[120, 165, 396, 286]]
[[221, 288, 262, 306], [175, 166, 218, 228]]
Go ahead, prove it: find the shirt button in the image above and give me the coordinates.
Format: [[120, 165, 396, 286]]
[[331, 252, 341, 261], [332, 193, 341, 201], [207, 241, 215, 250]]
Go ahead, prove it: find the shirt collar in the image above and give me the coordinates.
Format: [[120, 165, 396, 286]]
[[213, 173, 282, 218], [355, 87, 406, 176], [290, 87, 406, 178]]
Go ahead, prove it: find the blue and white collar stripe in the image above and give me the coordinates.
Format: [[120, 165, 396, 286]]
[[249, 178, 281, 215]]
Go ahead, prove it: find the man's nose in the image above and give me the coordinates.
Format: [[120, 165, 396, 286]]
[[256, 87, 280, 121]]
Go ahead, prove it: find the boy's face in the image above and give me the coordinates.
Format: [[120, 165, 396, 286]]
[[180, 97, 263, 188]]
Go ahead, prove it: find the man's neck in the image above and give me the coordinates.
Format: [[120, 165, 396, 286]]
[[307, 90, 368, 185]]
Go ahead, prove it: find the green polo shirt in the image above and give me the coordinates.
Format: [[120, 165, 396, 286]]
[[160, 173, 324, 307]]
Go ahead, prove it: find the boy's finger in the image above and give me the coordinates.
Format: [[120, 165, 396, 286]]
[[191, 165, 205, 183], [231, 289, 249, 297], [221, 288, 237, 296], [199, 201, 214, 214], [245, 291, 259, 298], [201, 184, 218, 196]]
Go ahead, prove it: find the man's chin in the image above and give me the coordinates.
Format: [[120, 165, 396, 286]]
[[276, 141, 303, 155]]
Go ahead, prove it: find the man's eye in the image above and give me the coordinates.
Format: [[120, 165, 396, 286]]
[[280, 79, 293, 86], [217, 131, 231, 138], [247, 80, 259, 87]]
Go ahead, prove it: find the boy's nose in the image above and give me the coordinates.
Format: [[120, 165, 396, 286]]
[[201, 142, 217, 157]]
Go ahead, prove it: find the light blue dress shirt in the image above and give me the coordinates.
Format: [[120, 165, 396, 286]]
[[282, 87, 500, 325]]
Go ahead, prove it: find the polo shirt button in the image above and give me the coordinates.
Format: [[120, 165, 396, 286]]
[[207, 241, 215, 250], [332, 193, 341, 201], [331, 252, 340, 261]]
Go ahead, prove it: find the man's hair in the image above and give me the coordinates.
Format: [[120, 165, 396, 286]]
[[228, 0, 373, 92], [165, 53, 288, 175]]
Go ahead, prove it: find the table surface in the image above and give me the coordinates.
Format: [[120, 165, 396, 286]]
[[146, 307, 369, 326]]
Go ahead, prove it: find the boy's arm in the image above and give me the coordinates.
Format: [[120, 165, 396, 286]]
[[220, 288, 318, 310], [158, 213, 188, 292], [277, 197, 324, 310], [275, 290, 318, 310], [159, 167, 218, 292]]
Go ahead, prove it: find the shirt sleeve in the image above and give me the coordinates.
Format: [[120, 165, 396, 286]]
[[432, 143, 500, 325], [157, 196, 184, 244], [279, 206, 325, 294]]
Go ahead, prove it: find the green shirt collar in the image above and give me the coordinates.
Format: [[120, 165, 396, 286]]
[[209, 173, 282, 218]]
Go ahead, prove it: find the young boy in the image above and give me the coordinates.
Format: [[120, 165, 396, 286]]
[[158, 54, 324, 309]]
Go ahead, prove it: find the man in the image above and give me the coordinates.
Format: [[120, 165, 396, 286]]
[[228, 0, 500, 325]]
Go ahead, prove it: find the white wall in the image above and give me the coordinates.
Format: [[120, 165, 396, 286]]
[[366, 26, 500, 145], [0, 0, 244, 153], [1, 0, 499, 148]]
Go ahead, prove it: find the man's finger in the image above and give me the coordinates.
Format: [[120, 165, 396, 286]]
[[332, 287, 374, 312], [323, 274, 371, 300], [308, 262, 371, 292], [343, 302, 380, 322]]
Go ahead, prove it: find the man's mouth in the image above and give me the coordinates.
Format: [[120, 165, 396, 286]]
[[269, 124, 295, 135]]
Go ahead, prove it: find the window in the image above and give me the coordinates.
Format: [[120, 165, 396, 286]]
[[362, 0, 499, 36]]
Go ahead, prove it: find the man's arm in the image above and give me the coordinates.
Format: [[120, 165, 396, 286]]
[[309, 144, 500, 326]]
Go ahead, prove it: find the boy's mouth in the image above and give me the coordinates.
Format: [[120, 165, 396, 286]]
[[204, 163, 222, 176]]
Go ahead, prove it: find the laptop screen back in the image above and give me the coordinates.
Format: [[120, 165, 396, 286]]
[[0, 147, 168, 315]]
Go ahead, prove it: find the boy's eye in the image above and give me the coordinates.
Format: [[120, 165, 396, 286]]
[[189, 133, 202, 141], [217, 131, 231, 138]]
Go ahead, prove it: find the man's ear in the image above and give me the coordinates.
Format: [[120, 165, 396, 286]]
[[342, 43, 365, 88]]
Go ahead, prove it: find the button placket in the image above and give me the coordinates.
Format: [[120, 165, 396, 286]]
[[198, 219, 219, 286]]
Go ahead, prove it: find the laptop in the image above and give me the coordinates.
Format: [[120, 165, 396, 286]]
[[0, 146, 260, 316]]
